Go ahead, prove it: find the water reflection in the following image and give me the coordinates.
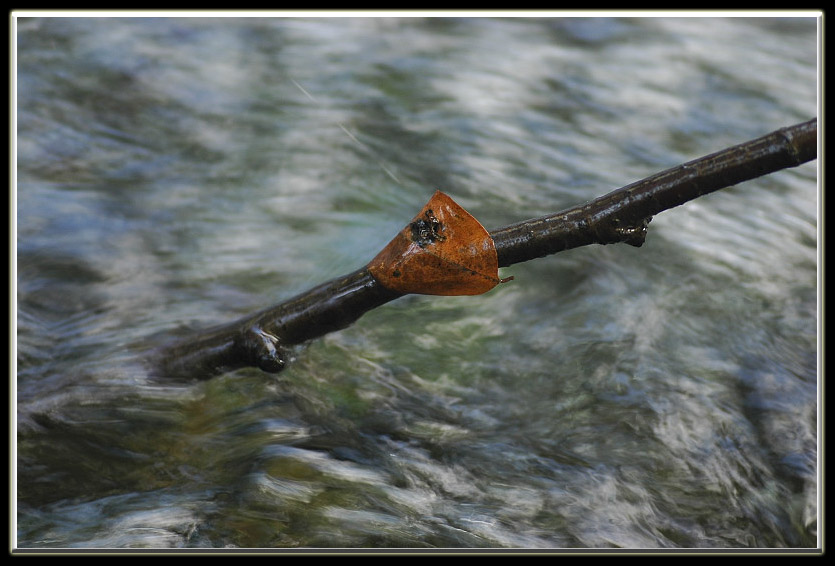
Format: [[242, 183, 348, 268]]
[[16, 16, 817, 549]]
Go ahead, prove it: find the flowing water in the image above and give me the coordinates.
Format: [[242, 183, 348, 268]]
[[15, 16, 819, 550]]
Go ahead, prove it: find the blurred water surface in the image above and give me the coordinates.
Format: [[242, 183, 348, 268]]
[[15, 16, 818, 549]]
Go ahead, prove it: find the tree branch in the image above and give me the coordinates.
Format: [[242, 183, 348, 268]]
[[492, 118, 817, 266], [151, 118, 817, 379]]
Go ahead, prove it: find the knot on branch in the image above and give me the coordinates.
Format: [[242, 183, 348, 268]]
[[610, 216, 652, 247], [239, 326, 287, 373]]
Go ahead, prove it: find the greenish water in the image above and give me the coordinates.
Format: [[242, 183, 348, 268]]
[[15, 16, 818, 549]]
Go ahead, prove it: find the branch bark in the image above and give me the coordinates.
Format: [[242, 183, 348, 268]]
[[492, 118, 817, 266], [151, 118, 817, 379]]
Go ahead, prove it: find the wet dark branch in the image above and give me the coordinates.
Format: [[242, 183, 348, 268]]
[[151, 118, 817, 379], [492, 118, 817, 266], [153, 268, 403, 379]]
